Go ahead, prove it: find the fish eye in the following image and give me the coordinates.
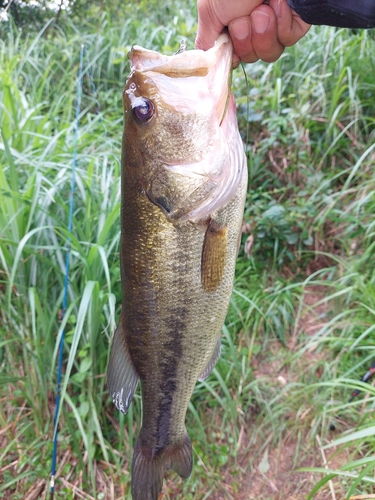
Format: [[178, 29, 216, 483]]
[[132, 98, 154, 123]]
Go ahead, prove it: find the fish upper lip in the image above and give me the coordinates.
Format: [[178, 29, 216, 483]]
[[128, 31, 233, 82]]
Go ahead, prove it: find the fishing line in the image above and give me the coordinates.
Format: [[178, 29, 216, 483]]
[[240, 62, 250, 155], [49, 43, 85, 500], [84, 51, 105, 127]]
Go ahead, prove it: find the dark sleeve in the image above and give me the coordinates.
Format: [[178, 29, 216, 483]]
[[287, 0, 375, 28]]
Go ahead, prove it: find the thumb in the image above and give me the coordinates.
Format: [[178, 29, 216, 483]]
[[195, 0, 224, 50]]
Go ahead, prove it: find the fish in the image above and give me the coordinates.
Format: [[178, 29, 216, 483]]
[[107, 32, 247, 500]]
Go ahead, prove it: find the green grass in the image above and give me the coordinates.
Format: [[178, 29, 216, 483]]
[[1, 7, 375, 499]]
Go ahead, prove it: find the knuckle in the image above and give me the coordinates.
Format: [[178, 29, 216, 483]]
[[260, 46, 285, 62], [280, 33, 297, 47]]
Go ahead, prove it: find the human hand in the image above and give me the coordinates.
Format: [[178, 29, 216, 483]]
[[195, 0, 311, 65]]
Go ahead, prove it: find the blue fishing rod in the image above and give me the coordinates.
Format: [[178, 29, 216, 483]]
[[49, 43, 85, 500]]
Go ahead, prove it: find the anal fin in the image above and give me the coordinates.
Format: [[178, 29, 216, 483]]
[[107, 321, 139, 413], [198, 337, 221, 381]]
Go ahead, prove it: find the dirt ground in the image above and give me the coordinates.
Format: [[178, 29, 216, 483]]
[[211, 283, 351, 500]]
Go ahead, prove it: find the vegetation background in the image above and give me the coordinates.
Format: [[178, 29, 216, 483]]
[[1, 0, 375, 498]]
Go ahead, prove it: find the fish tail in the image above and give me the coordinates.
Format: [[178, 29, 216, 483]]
[[132, 432, 192, 500]]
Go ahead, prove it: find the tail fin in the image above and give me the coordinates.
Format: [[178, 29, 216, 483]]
[[131, 433, 192, 500]]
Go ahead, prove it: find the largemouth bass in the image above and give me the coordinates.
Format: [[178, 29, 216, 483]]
[[107, 33, 247, 500]]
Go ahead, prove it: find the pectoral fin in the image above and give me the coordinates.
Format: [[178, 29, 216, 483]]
[[201, 220, 228, 293], [107, 321, 139, 414], [198, 337, 221, 381]]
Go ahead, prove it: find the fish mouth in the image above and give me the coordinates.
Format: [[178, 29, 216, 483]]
[[128, 32, 233, 122]]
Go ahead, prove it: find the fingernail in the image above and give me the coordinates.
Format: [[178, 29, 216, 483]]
[[230, 19, 251, 41], [251, 11, 270, 34], [276, 0, 283, 17]]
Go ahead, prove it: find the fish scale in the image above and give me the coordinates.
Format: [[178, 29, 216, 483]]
[[107, 33, 247, 500]]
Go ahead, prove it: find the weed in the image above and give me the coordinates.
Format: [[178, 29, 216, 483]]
[[1, 13, 375, 500]]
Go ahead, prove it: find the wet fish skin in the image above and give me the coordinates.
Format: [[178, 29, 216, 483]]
[[107, 33, 247, 500]]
